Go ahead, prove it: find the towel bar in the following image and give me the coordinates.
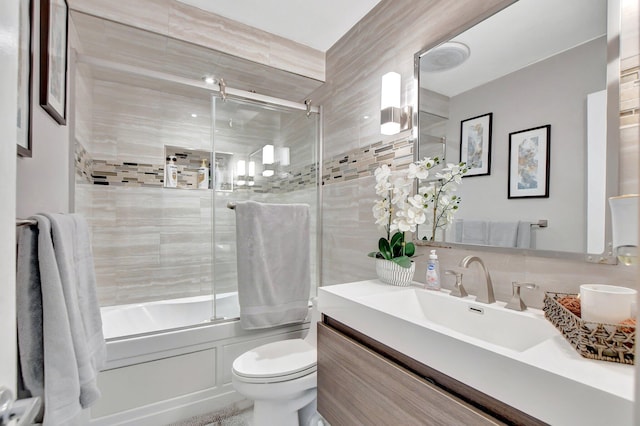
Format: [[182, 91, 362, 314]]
[[16, 218, 37, 226], [227, 202, 237, 210], [530, 220, 548, 228]]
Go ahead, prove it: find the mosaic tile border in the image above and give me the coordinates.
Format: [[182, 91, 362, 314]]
[[322, 137, 414, 185], [75, 140, 319, 193]]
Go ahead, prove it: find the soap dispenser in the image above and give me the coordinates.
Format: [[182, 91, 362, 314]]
[[425, 249, 441, 291]]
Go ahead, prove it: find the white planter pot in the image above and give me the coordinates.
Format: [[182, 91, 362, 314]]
[[375, 259, 415, 287]]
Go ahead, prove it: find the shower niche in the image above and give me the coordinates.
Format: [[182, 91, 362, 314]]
[[163, 145, 212, 190]]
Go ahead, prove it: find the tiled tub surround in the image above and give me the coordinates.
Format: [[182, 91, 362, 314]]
[[74, 59, 320, 307]]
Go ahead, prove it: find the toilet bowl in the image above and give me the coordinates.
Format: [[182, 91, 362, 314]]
[[231, 300, 320, 426]]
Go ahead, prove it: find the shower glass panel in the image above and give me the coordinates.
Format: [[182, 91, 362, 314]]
[[211, 96, 319, 320], [73, 67, 217, 338]]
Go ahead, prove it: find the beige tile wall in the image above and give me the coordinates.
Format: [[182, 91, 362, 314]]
[[314, 0, 638, 307]]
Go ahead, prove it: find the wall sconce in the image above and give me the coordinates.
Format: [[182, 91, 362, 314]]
[[262, 144, 274, 165], [380, 72, 412, 135], [236, 160, 246, 186], [277, 147, 290, 166], [608, 194, 638, 265]]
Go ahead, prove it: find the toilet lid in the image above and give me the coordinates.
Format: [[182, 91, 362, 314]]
[[232, 339, 317, 382]]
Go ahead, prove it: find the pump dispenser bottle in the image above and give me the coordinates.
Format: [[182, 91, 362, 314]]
[[197, 158, 209, 189], [425, 249, 441, 290]]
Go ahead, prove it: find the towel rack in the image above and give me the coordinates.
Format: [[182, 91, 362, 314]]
[[227, 202, 236, 210], [530, 220, 548, 228], [16, 218, 37, 227]]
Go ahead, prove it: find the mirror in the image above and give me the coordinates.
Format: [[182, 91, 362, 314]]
[[415, 0, 617, 257]]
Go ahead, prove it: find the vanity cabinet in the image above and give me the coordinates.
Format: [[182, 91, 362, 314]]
[[317, 316, 546, 426]]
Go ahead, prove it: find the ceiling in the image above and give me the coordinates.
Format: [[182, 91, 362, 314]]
[[175, 0, 383, 52]]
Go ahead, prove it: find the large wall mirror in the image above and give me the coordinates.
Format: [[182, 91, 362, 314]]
[[414, 0, 621, 260]]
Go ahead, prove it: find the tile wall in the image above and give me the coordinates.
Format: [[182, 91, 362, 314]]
[[74, 68, 319, 306]]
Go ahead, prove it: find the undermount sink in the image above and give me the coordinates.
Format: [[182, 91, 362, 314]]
[[357, 288, 558, 352]]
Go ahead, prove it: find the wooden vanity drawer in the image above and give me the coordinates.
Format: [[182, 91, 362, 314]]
[[317, 317, 547, 426]]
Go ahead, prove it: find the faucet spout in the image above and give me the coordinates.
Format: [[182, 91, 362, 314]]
[[458, 256, 496, 304]]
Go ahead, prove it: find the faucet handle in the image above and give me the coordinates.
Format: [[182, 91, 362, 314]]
[[445, 269, 468, 298], [505, 281, 537, 311]]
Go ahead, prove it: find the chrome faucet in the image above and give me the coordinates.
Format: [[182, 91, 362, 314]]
[[505, 282, 537, 311], [458, 256, 496, 304]]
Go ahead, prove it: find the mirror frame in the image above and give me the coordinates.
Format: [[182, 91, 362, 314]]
[[412, 0, 621, 264]]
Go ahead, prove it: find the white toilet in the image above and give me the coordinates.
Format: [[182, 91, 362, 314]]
[[231, 300, 321, 426]]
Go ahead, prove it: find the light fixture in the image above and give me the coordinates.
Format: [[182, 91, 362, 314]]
[[277, 147, 290, 166], [236, 160, 246, 186], [191, 113, 198, 118], [421, 41, 470, 72], [262, 144, 274, 165], [608, 194, 638, 265], [248, 161, 255, 177], [203, 76, 215, 85], [380, 72, 412, 135]]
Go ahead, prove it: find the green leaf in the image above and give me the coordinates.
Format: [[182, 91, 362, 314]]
[[404, 242, 415, 257], [390, 232, 404, 250], [392, 256, 412, 268], [378, 238, 391, 260], [367, 251, 379, 258]]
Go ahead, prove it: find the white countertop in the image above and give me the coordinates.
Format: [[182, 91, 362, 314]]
[[318, 280, 635, 426]]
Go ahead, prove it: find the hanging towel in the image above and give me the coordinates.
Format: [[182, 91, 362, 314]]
[[460, 220, 489, 245], [517, 221, 532, 248], [16, 213, 106, 426], [235, 201, 311, 330], [488, 221, 519, 247]]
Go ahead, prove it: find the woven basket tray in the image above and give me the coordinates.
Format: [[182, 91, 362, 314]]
[[543, 292, 635, 365]]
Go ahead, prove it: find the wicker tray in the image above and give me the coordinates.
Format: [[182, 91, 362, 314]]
[[543, 292, 635, 365]]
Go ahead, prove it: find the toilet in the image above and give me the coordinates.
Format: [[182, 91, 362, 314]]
[[231, 299, 321, 426]]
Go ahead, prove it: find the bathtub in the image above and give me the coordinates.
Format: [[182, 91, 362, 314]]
[[92, 293, 310, 426], [100, 292, 241, 339]]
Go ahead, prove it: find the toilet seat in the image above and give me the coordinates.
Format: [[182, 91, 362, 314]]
[[232, 339, 317, 384]]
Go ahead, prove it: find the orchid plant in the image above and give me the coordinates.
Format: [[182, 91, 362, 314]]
[[369, 157, 468, 268]]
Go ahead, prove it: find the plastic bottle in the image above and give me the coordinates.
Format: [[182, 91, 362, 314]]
[[197, 158, 209, 189], [425, 249, 441, 290], [165, 155, 178, 188]]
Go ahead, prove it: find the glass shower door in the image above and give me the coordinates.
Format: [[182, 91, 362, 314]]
[[211, 95, 320, 320]]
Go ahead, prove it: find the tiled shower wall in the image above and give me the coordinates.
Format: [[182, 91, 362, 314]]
[[75, 67, 319, 306]]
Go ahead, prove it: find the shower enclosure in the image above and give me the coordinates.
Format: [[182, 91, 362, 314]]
[[72, 12, 321, 340]]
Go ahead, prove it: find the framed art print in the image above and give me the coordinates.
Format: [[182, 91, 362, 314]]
[[17, 0, 33, 157], [40, 0, 68, 125], [459, 112, 492, 177], [508, 125, 551, 199]]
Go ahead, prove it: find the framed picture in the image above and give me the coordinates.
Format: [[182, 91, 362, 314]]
[[508, 125, 551, 199], [459, 112, 492, 177], [17, 0, 33, 157], [39, 0, 68, 125]]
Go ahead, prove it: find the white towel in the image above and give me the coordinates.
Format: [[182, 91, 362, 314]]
[[235, 201, 311, 330], [460, 220, 489, 245], [488, 221, 519, 247], [17, 213, 106, 425]]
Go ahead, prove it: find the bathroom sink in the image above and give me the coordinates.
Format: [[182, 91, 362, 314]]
[[357, 288, 558, 352]]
